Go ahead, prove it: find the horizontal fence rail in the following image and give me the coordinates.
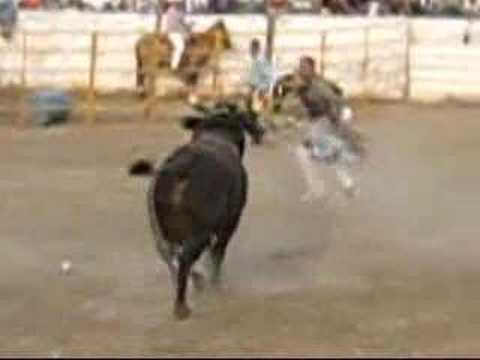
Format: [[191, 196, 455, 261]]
[[0, 20, 408, 125], [5, 17, 479, 125]]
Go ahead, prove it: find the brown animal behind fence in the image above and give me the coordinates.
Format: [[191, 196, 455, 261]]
[[135, 20, 232, 99]]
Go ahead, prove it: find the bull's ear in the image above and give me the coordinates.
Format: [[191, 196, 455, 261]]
[[182, 116, 203, 130]]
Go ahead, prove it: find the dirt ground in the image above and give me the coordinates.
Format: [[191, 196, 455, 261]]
[[1, 97, 480, 357]]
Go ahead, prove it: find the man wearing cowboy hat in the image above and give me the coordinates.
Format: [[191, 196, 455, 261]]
[[161, 0, 192, 70]]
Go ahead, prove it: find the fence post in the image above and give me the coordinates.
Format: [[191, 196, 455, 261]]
[[211, 32, 221, 98], [362, 26, 370, 94], [266, 12, 277, 63], [21, 31, 27, 88], [403, 19, 411, 100], [17, 30, 28, 128], [88, 31, 98, 124], [320, 30, 327, 77]]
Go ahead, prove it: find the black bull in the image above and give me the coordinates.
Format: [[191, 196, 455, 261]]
[[130, 102, 264, 320]]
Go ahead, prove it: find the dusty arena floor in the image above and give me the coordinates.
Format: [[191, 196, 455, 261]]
[[1, 99, 480, 357]]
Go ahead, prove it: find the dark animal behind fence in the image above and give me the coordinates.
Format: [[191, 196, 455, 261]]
[[132, 102, 263, 320]]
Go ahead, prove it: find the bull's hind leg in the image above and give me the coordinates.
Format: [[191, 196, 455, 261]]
[[174, 233, 210, 320]]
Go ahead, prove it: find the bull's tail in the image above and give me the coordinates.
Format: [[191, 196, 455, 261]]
[[129, 159, 154, 177]]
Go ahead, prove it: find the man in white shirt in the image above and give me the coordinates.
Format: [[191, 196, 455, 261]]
[[161, 0, 191, 70], [247, 38, 276, 112]]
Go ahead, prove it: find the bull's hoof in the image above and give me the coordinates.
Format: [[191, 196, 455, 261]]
[[174, 303, 191, 321]]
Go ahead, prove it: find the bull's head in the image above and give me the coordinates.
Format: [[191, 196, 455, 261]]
[[182, 101, 265, 156]]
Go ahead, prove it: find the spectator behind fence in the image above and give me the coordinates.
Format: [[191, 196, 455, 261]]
[[186, 0, 209, 13], [246, 38, 275, 112], [211, 0, 232, 13], [18, 0, 41, 9], [138, 0, 156, 13]]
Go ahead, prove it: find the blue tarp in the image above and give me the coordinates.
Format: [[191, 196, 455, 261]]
[[30, 90, 73, 127]]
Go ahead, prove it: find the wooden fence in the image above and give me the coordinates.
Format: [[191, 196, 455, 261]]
[[1, 19, 411, 126]]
